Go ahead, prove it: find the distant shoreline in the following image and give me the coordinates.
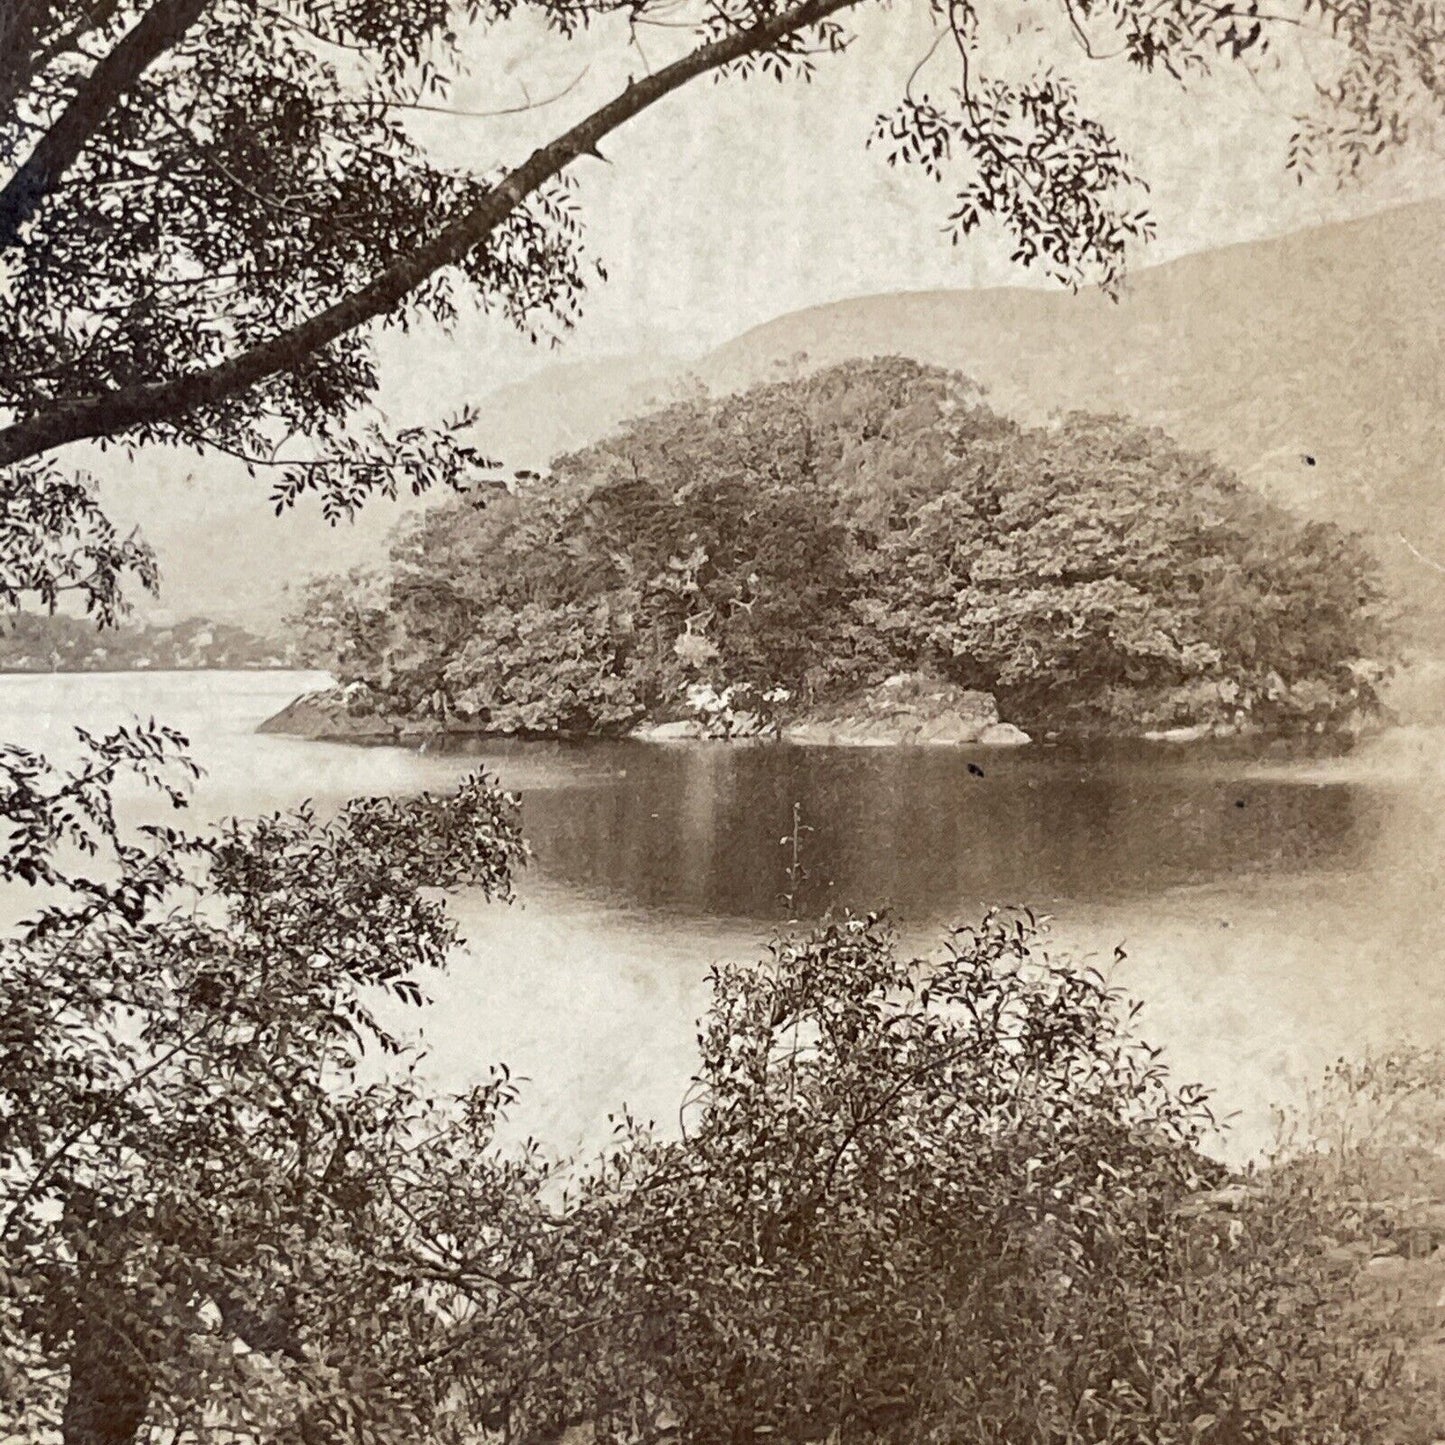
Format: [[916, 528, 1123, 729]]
[[0, 664, 298, 677]]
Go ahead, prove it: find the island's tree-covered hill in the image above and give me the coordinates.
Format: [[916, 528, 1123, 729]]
[[372, 201, 1443, 648], [296, 359, 1388, 738], [434, 202, 1445, 642]]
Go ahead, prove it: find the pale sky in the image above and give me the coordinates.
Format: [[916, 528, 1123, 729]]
[[371, 0, 1445, 405]]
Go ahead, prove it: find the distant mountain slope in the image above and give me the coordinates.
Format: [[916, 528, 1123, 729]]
[[701, 201, 1445, 635], [466, 354, 679, 467]]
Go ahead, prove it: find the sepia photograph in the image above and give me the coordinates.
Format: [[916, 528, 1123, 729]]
[[1, 0, 1443, 1439]]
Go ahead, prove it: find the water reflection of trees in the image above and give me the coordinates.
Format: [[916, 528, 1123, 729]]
[[513, 745, 1380, 921]]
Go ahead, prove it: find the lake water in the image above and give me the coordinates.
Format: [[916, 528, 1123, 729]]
[[4, 669, 1444, 1163]]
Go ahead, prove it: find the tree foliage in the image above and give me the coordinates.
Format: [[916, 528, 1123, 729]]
[[545, 913, 1416, 1445], [0, 727, 529, 1444], [300, 358, 1389, 734], [1, 460, 156, 626]]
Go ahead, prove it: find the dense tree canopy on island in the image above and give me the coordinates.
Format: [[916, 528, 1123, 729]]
[[0, 0, 1440, 630], [297, 358, 1390, 734]]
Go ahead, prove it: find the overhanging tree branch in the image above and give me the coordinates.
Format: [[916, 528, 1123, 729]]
[[0, 0, 212, 249], [1, 0, 133, 118], [0, 0, 862, 471]]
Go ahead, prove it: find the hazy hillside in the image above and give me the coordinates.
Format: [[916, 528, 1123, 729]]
[[702, 200, 1445, 636]]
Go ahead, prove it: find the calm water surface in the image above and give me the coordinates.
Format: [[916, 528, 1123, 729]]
[[5, 669, 1443, 1162]]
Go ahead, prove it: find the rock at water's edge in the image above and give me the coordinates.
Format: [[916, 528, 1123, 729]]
[[977, 722, 1032, 747], [630, 719, 708, 742], [256, 689, 384, 740], [1143, 723, 1212, 743], [1142, 721, 1249, 743], [257, 688, 488, 742], [782, 673, 1024, 748]]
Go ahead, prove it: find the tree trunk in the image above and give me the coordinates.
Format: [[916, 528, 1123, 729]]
[[0, 0, 212, 249], [61, 1307, 154, 1445]]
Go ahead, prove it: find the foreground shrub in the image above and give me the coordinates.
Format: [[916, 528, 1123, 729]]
[[0, 731, 537, 1445], [532, 914, 1421, 1445]]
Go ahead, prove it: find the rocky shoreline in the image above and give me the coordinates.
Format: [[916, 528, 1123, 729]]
[[257, 674, 1039, 748], [257, 686, 495, 744], [632, 675, 1033, 747], [257, 670, 1367, 750]]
